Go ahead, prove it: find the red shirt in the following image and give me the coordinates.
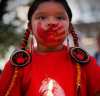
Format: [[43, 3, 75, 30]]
[[0, 46, 100, 96]]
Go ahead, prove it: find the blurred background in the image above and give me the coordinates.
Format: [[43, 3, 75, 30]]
[[0, 0, 100, 70]]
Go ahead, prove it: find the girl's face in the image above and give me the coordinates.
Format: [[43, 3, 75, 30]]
[[30, 1, 70, 50]]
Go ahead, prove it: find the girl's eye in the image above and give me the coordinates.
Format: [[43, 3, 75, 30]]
[[36, 16, 47, 20], [56, 16, 66, 20]]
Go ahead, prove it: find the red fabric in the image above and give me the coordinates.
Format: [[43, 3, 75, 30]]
[[84, 56, 100, 95], [0, 46, 100, 96]]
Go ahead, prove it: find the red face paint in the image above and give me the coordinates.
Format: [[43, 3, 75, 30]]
[[36, 23, 66, 48]]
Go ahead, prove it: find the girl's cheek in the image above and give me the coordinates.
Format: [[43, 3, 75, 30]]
[[39, 21, 49, 30], [59, 21, 69, 35], [35, 21, 47, 31]]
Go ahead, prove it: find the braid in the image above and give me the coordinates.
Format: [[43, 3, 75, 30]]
[[21, 28, 30, 50], [69, 23, 79, 47], [5, 26, 31, 96], [69, 23, 82, 96]]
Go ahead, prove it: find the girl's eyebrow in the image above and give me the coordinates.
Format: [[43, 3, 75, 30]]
[[55, 12, 67, 16], [35, 12, 48, 16]]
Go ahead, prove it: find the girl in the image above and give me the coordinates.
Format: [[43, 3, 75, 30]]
[[0, 0, 100, 96]]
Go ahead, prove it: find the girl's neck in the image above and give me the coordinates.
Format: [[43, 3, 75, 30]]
[[36, 44, 64, 52]]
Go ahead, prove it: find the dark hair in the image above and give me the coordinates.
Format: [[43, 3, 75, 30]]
[[0, 69, 2, 74], [28, 0, 72, 22]]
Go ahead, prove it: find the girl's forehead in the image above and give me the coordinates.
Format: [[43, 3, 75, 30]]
[[33, 1, 67, 15]]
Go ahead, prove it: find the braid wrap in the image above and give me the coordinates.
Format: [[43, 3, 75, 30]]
[[21, 29, 30, 50], [69, 23, 79, 47]]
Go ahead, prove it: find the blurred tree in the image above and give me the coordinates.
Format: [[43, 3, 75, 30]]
[[0, 0, 22, 57], [0, 22, 23, 57], [0, 0, 34, 57]]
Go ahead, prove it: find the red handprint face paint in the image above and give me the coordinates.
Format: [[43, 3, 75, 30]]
[[35, 22, 66, 48]]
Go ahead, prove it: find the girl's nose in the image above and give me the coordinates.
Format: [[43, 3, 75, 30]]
[[47, 17, 58, 27]]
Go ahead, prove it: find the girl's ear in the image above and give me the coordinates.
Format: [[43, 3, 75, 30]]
[[68, 23, 72, 34], [28, 22, 35, 36], [28, 23, 32, 32]]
